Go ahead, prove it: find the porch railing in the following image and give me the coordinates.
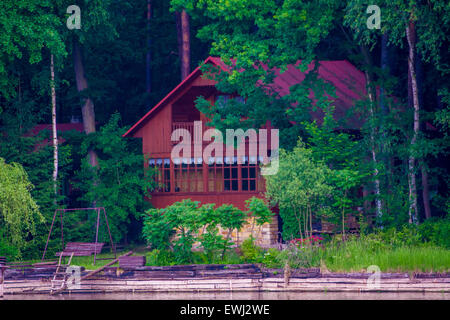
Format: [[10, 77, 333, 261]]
[[171, 122, 201, 143]]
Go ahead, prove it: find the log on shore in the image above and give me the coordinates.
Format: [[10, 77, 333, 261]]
[[81, 251, 133, 281]]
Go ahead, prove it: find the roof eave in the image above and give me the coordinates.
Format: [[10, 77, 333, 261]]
[[122, 56, 220, 138]]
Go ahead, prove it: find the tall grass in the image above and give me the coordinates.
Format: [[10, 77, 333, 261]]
[[318, 237, 450, 273]]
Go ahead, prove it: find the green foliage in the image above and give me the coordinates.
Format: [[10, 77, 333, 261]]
[[0, 0, 448, 263], [0, 158, 44, 258], [277, 244, 322, 269], [417, 217, 450, 249], [319, 234, 450, 272], [74, 113, 154, 244], [378, 218, 450, 249], [261, 248, 282, 268], [0, 0, 66, 98], [177, 0, 340, 151], [265, 139, 334, 239], [260, 231, 450, 272], [240, 237, 264, 264], [174, 0, 450, 233], [143, 200, 200, 264], [305, 114, 370, 231], [142, 208, 175, 251], [145, 249, 177, 266], [142, 199, 256, 264], [245, 197, 274, 236]]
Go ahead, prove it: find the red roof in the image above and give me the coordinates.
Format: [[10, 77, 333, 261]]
[[28, 123, 85, 136], [25, 123, 85, 152], [123, 56, 366, 137]]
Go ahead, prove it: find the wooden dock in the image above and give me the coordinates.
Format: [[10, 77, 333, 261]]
[[3, 276, 450, 295], [1, 264, 449, 295]]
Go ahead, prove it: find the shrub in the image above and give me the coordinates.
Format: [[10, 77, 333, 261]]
[[142, 199, 253, 265], [0, 158, 44, 259], [145, 249, 176, 266], [240, 237, 265, 263], [262, 248, 282, 268], [289, 235, 324, 246], [418, 217, 450, 249], [276, 243, 321, 269], [74, 113, 155, 244]]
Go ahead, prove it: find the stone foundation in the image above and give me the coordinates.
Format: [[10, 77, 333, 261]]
[[229, 216, 279, 247], [190, 215, 279, 248]]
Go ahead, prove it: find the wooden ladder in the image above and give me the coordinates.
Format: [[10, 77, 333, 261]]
[[50, 252, 74, 294]]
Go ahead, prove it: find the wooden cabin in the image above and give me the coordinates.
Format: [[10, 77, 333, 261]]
[[123, 56, 366, 245]]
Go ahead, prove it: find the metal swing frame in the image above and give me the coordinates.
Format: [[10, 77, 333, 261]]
[[41, 207, 116, 265]]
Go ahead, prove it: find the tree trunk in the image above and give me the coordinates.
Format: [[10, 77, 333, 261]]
[[421, 165, 432, 219], [179, 9, 190, 80], [73, 39, 98, 168], [50, 54, 58, 203], [360, 45, 383, 224], [309, 205, 312, 239], [294, 207, 303, 244], [380, 33, 395, 209], [146, 0, 152, 96], [175, 11, 183, 65], [415, 53, 432, 220], [362, 185, 370, 216], [406, 20, 419, 224], [380, 33, 390, 115]]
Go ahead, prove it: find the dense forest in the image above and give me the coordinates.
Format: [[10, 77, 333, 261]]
[[0, 0, 448, 261]]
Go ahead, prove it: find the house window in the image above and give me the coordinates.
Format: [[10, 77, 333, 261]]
[[173, 158, 203, 192], [241, 156, 257, 191], [208, 157, 224, 192], [149, 158, 170, 192], [224, 156, 239, 191]]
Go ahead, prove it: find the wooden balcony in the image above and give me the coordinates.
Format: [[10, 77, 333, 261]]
[[171, 122, 202, 143]]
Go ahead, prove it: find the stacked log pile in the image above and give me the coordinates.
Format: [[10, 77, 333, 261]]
[[1, 263, 449, 295], [4, 263, 86, 280]]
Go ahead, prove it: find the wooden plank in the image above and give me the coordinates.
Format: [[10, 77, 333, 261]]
[[80, 251, 133, 281], [131, 270, 196, 278], [119, 256, 146, 269]]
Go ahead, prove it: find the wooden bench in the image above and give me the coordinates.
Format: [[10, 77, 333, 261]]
[[119, 256, 146, 269], [55, 242, 105, 257]]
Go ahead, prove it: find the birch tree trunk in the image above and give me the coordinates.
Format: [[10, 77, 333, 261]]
[[361, 47, 383, 223], [73, 39, 98, 168], [415, 53, 432, 220], [406, 20, 419, 224], [50, 54, 58, 202]]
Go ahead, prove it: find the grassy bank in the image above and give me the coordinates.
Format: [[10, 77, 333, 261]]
[[8, 235, 449, 273], [319, 244, 450, 273]]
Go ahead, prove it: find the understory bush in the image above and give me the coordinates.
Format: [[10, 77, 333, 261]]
[[417, 217, 450, 249], [367, 218, 450, 249], [258, 228, 450, 272], [319, 236, 450, 272], [145, 249, 177, 266], [142, 197, 448, 271], [142, 197, 272, 264], [240, 237, 265, 263]]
